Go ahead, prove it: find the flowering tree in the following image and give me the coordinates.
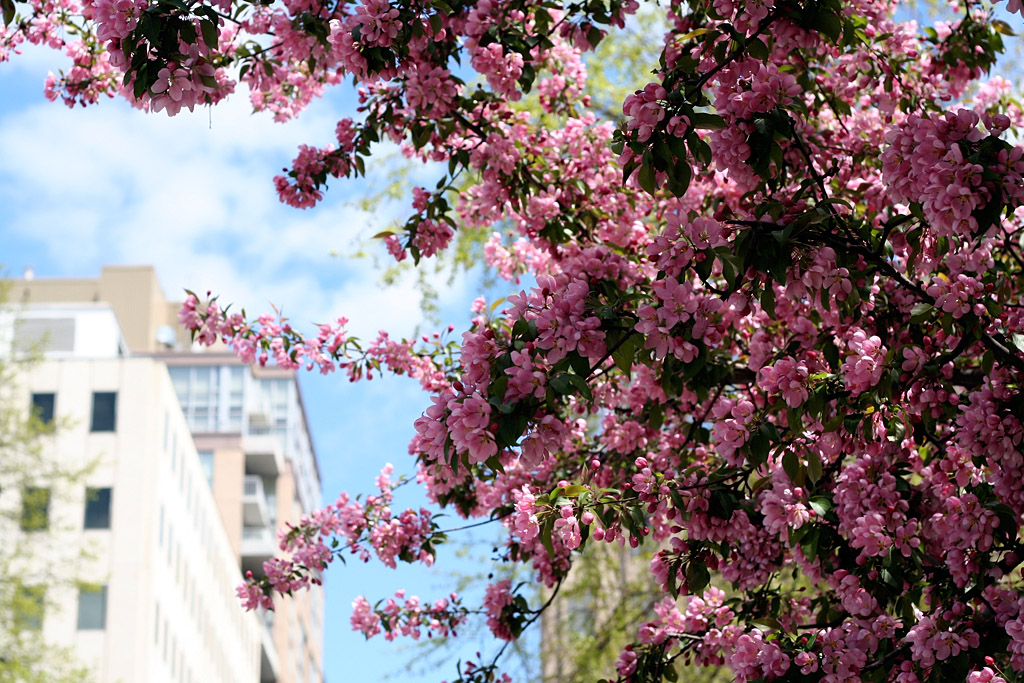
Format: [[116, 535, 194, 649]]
[[7, 0, 1024, 678]]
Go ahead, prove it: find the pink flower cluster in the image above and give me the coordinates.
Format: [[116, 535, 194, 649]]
[[482, 579, 515, 641], [351, 590, 465, 641], [882, 109, 1024, 239]]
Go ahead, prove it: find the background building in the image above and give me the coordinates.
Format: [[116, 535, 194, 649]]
[[4, 266, 325, 683]]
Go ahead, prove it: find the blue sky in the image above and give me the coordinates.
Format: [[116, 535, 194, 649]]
[[0, 45, 519, 682]]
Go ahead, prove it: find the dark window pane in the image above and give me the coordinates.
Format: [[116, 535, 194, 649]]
[[77, 586, 107, 630], [20, 487, 50, 531], [30, 393, 55, 425], [15, 585, 45, 631], [84, 488, 111, 529], [91, 392, 117, 432]]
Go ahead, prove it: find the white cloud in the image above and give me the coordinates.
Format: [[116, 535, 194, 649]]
[[0, 64, 476, 347]]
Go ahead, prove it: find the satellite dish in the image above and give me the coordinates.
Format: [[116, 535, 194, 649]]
[[156, 325, 177, 348]]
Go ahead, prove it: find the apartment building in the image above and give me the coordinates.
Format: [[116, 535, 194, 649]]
[[6, 266, 325, 683], [1, 303, 262, 683]]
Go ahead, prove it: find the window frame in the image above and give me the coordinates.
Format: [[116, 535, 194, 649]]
[[20, 486, 51, 532], [90, 391, 117, 432], [30, 392, 55, 425], [83, 487, 112, 530], [77, 585, 108, 630]]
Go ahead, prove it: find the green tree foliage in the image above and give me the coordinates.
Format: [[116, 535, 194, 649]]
[[0, 288, 95, 683]]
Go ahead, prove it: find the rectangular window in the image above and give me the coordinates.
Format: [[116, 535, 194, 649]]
[[14, 585, 44, 631], [198, 451, 214, 488], [84, 487, 112, 529], [77, 585, 107, 630], [90, 392, 117, 432], [20, 487, 50, 531], [30, 392, 55, 425]]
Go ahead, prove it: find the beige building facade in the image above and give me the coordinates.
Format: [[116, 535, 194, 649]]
[[2, 305, 262, 683], [6, 266, 325, 683]]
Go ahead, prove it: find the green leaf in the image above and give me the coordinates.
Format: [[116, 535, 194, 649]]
[[685, 561, 710, 593], [822, 415, 844, 432], [550, 373, 574, 395], [982, 349, 994, 375], [411, 124, 432, 149], [565, 373, 593, 401], [806, 450, 823, 483], [139, 14, 162, 45], [808, 497, 831, 517], [179, 19, 197, 44], [823, 337, 840, 372], [750, 476, 771, 493], [909, 303, 934, 324], [612, 334, 636, 376], [747, 37, 769, 61], [669, 487, 687, 512], [630, 506, 647, 535], [689, 112, 726, 130], [496, 411, 528, 448], [568, 351, 590, 378], [761, 284, 776, 319], [540, 517, 555, 557], [815, 10, 843, 43], [752, 617, 784, 631], [993, 19, 1016, 36], [1, 0, 15, 26], [553, 484, 589, 498], [200, 18, 219, 50], [677, 27, 710, 41], [800, 525, 820, 558], [782, 450, 803, 485], [667, 159, 692, 197], [747, 425, 770, 466], [638, 162, 658, 196]]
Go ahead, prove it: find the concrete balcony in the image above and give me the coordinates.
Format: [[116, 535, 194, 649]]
[[242, 475, 270, 527], [241, 525, 276, 565], [242, 434, 284, 477]]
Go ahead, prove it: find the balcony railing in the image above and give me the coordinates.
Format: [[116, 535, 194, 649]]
[[241, 526, 276, 562], [242, 475, 270, 527]]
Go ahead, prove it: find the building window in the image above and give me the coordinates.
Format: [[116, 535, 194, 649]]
[[90, 392, 117, 432], [77, 585, 107, 630], [30, 392, 55, 425], [197, 451, 214, 488], [14, 584, 45, 631], [20, 487, 50, 531], [84, 487, 112, 529]]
